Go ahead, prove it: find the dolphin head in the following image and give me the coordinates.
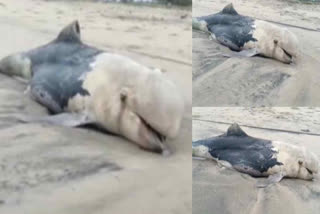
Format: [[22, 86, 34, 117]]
[[271, 28, 299, 64], [271, 141, 319, 180], [117, 68, 184, 155], [296, 148, 319, 180], [85, 55, 184, 155]]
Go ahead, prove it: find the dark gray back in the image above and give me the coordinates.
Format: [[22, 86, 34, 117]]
[[25, 21, 103, 113], [192, 125, 283, 174], [197, 4, 257, 50]]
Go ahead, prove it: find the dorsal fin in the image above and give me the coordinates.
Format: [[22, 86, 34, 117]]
[[56, 20, 81, 43], [226, 123, 247, 137], [221, 3, 238, 15]]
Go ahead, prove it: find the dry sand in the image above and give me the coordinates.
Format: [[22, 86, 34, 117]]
[[193, 0, 320, 106], [0, 0, 191, 213], [193, 107, 320, 214]]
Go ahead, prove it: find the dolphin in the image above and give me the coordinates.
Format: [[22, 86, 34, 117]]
[[192, 3, 299, 63], [0, 21, 184, 154], [192, 123, 319, 187]]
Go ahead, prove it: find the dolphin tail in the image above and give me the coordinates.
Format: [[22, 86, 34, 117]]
[[192, 141, 211, 159], [0, 53, 32, 79], [192, 18, 209, 33]]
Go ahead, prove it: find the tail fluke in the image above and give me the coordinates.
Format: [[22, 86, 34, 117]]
[[192, 141, 211, 159], [192, 18, 209, 33], [0, 54, 32, 79]]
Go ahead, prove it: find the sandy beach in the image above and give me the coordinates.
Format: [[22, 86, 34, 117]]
[[193, 0, 320, 106], [193, 107, 320, 214], [0, 0, 192, 213]]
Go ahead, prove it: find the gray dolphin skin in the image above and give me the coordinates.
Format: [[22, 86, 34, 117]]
[[0, 21, 103, 113], [193, 3, 256, 52], [0, 21, 184, 155], [193, 124, 319, 187], [192, 3, 299, 63]]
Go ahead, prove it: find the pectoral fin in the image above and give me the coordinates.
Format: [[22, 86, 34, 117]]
[[256, 172, 284, 188], [233, 164, 263, 177], [192, 157, 207, 160], [238, 48, 260, 57], [216, 35, 241, 51], [223, 48, 260, 58], [17, 112, 93, 127]]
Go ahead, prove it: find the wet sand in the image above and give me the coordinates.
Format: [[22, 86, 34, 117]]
[[193, 0, 320, 106], [0, 0, 191, 213], [193, 107, 320, 214]]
